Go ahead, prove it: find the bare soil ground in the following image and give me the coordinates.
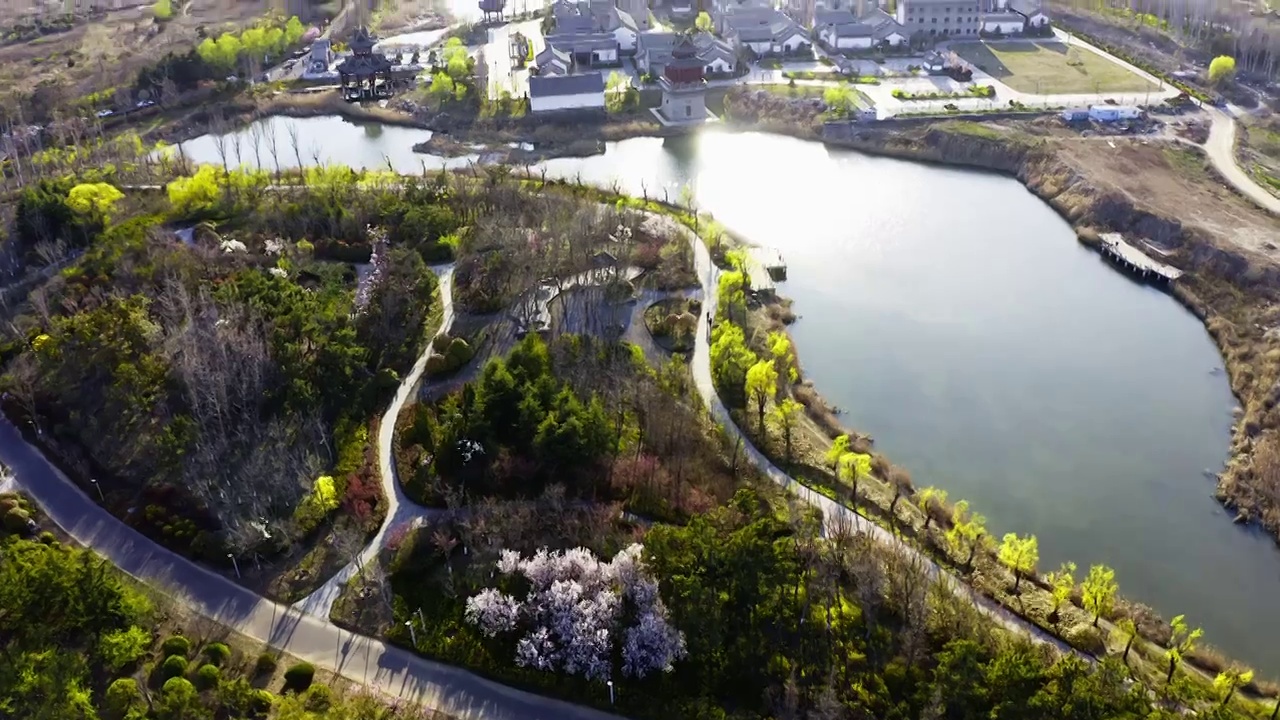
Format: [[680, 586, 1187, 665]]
[[0, 0, 270, 110], [1055, 136, 1280, 256]]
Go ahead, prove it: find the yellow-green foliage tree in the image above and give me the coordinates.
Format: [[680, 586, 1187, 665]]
[[745, 359, 777, 433], [1213, 667, 1253, 707], [916, 486, 947, 530], [443, 38, 470, 81], [824, 434, 850, 470], [1081, 564, 1117, 627], [770, 397, 801, 464], [1208, 55, 1236, 85], [66, 182, 124, 226], [823, 85, 857, 117], [1046, 561, 1075, 620], [709, 322, 754, 397], [695, 11, 713, 31], [717, 270, 746, 323], [198, 33, 243, 74], [767, 331, 797, 384], [837, 450, 871, 507], [153, 0, 172, 20], [997, 533, 1038, 593], [946, 500, 989, 572], [1164, 614, 1202, 684], [166, 165, 222, 215], [1112, 617, 1138, 664]]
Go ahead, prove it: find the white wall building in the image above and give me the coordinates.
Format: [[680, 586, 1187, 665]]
[[529, 72, 607, 112], [980, 12, 1024, 33]]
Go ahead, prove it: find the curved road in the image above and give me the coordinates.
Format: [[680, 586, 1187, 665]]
[[1202, 105, 1280, 216]]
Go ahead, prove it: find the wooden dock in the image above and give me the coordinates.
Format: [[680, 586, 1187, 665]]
[[744, 247, 787, 296], [1097, 233, 1183, 282]]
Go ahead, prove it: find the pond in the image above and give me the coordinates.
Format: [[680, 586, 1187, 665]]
[[176, 116, 1280, 673]]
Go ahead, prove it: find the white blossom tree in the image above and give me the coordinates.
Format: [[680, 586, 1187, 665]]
[[464, 544, 687, 681]]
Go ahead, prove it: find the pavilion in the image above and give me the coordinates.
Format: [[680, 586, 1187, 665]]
[[337, 27, 394, 101]]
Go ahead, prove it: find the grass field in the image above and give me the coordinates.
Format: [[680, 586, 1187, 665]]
[[950, 41, 1160, 94]]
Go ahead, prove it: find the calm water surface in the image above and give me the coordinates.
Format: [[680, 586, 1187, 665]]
[[180, 117, 1280, 672]]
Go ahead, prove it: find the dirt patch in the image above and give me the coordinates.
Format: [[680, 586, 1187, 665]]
[[0, 1, 271, 118]]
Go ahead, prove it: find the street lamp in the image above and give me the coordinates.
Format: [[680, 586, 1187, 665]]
[[607, 680, 615, 705], [227, 553, 241, 579], [90, 478, 104, 502], [405, 619, 418, 646]]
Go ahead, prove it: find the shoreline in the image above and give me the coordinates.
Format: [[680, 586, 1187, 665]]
[[158, 97, 1280, 543]]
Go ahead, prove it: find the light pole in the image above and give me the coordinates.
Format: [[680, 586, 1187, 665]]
[[405, 620, 418, 647], [227, 553, 241, 579], [607, 680, 614, 705], [90, 478, 104, 502]]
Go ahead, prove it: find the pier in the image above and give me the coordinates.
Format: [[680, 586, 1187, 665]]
[[1097, 233, 1183, 282], [744, 247, 787, 297]]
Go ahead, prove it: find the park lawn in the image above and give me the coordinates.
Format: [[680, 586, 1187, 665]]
[[951, 41, 1160, 94]]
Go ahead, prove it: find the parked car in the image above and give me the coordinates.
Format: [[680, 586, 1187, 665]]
[[95, 109, 114, 118]]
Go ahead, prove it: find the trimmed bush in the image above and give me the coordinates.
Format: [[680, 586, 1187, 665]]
[[161, 635, 191, 658], [160, 654, 189, 680], [303, 683, 333, 712], [202, 641, 231, 666], [252, 689, 276, 713], [162, 676, 197, 699], [3, 507, 32, 533], [194, 663, 221, 690], [104, 678, 143, 719], [38, 531, 56, 544], [283, 661, 316, 692], [255, 651, 278, 675]]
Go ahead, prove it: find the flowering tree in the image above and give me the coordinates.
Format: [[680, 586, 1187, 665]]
[[464, 545, 686, 681]]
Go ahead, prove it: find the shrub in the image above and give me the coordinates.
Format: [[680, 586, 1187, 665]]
[[252, 689, 276, 713], [304, 683, 333, 711], [161, 635, 191, 658], [283, 661, 316, 692], [255, 651, 278, 675], [3, 507, 32, 533], [194, 663, 221, 689], [38, 531, 56, 544], [202, 641, 231, 666], [99, 626, 151, 672], [160, 654, 189, 679], [104, 678, 143, 719]]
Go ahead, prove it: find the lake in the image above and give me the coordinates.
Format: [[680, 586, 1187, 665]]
[[177, 115, 1280, 673]]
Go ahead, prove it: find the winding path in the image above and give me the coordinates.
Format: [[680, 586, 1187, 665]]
[[293, 265, 457, 619]]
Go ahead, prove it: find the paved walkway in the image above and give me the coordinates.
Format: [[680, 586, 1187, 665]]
[[292, 265, 457, 619], [656, 213, 1079, 656]]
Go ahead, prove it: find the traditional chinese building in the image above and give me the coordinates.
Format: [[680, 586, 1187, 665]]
[[656, 35, 708, 124], [337, 27, 394, 101]]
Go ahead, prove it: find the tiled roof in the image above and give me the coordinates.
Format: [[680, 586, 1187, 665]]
[[529, 71, 606, 96]]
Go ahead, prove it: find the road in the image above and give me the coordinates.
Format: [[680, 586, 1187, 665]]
[[1203, 105, 1280, 216], [484, 19, 543, 100]]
